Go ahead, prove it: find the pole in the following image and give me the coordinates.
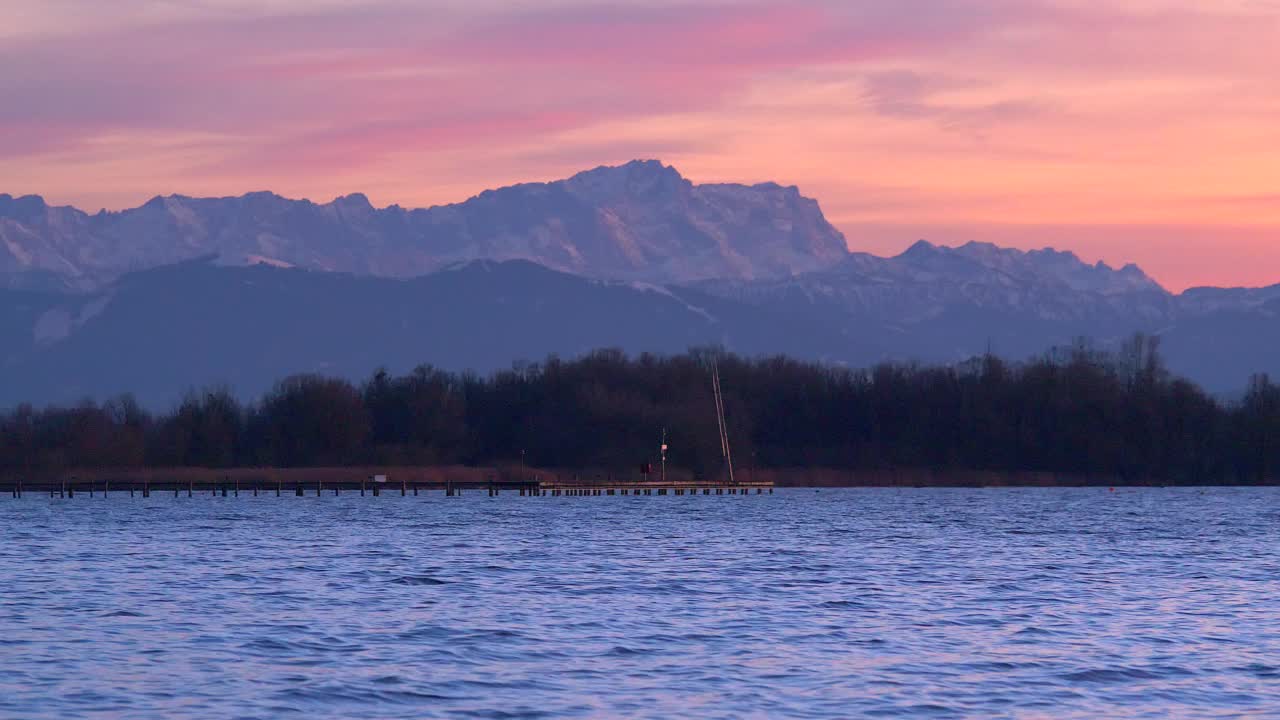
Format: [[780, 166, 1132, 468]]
[[661, 428, 667, 485]]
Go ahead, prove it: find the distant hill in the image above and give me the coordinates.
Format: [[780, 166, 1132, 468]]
[[0, 160, 849, 290], [1, 258, 1275, 407], [0, 259, 873, 407]]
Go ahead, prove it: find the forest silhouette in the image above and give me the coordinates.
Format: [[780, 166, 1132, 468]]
[[2, 336, 1277, 484]]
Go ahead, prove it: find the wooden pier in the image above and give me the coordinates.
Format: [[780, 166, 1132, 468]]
[[0, 474, 773, 499]]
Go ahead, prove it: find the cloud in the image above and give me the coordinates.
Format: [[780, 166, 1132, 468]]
[[0, 0, 1278, 288], [858, 70, 1051, 131]]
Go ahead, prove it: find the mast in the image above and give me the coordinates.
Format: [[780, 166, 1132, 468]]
[[712, 356, 736, 484]]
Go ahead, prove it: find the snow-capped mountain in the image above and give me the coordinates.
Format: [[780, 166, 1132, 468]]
[[699, 239, 1176, 328], [0, 160, 849, 290]]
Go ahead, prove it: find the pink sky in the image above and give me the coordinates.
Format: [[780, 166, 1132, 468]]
[[1, 0, 1277, 291]]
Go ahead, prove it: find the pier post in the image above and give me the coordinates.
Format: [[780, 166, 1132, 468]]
[[143, 479, 150, 498], [89, 482, 93, 498], [189, 480, 194, 498], [130, 484, 135, 498], [317, 480, 322, 497], [295, 484, 304, 497], [401, 478, 407, 496], [373, 483, 380, 497], [361, 479, 366, 496], [234, 477, 239, 497], [277, 479, 282, 497]]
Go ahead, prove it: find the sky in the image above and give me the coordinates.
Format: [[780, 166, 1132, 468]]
[[1, 0, 1277, 291]]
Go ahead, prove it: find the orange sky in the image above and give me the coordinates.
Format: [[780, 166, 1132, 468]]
[[1, 0, 1277, 291]]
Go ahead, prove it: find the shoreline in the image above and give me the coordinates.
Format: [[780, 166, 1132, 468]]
[[1, 466, 1275, 489]]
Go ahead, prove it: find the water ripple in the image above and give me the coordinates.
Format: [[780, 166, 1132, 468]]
[[1, 487, 1278, 718]]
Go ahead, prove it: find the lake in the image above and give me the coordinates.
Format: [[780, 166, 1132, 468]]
[[2, 488, 1278, 718]]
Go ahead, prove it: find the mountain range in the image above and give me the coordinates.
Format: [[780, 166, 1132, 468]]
[[1, 161, 1276, 406], [0, 160, 846, 290]]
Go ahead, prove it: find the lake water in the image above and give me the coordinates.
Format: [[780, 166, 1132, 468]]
[[1, 488, 1278, 719]]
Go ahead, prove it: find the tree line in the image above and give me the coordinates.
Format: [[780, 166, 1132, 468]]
[[1, 337, 1277, 483]]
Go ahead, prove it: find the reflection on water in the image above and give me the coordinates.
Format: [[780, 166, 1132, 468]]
[[1, 488, 1278, 718]]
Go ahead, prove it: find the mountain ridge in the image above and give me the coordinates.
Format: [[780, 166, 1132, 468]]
[[0, 160, 851, 290]]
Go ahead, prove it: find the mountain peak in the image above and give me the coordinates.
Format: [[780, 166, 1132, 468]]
[[331, 192, 373, 209], [899, 239, 940, 258], [0, 193, 51, 220], [564, 159, 691, 201]]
